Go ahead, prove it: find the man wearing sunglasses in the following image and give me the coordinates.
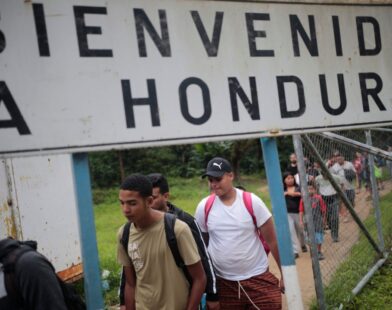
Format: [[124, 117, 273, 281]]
[[195, 157, 284, 309]]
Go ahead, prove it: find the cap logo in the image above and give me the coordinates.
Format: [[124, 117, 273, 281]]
[[213, 162, 223, 170]]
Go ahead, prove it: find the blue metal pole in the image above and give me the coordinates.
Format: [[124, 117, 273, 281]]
[[72, 153, 104, 310], [260, 137, 303, 309]]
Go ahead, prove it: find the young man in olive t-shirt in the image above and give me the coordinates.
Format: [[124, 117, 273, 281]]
[[117, 174, 206, 310]]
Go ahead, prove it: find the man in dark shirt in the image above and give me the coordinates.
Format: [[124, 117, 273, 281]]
[[0, 238, 68, 310], [286, 153, 298, 175]]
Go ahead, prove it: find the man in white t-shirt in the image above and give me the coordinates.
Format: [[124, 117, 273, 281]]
[[329, 155, 356, 221], [195, 157, 283, 309], [315, 171, 343, 242]]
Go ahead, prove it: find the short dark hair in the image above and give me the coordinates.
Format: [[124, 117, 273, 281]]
[[120, 174, 152, 198], [147, 173, 169, 194], [307, 180, 316, 188]]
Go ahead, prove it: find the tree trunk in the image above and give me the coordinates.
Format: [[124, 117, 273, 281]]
[[118, 151, 125, 182]]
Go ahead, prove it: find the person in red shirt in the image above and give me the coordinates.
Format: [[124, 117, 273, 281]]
[[299, 182, 327, 260]]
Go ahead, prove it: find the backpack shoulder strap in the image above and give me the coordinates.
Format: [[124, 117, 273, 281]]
[[242, 191, 257, 227], [164, 213, 192, 285], [120, 222, 131, 256], [243, 191, 271, 254], [204, 194, 216, 228], [164, 213, 182, 267]]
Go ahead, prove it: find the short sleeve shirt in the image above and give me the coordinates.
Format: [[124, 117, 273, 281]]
[[117, 217, 200, 310], [195, 189, 271, 281]]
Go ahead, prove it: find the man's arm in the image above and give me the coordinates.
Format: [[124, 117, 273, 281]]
[[185, 261, 207, 310], [258, 217, 285, 293], [123, 265, 136, 310]]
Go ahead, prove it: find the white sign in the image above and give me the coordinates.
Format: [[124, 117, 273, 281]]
[[1, 0, 391, 156]]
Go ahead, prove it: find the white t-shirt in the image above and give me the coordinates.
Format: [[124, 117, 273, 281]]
[[330, 161, 356, 190], [315, 173, 341, 196], [195, 188, 271, 281]]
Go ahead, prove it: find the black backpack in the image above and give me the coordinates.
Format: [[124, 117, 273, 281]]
[[344, 168, 356, 182], [0, 239, 86, 310], [121, 213, 192, 285]]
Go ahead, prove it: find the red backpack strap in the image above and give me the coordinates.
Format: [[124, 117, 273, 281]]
[[204, 194, 216, 229], [242, 191, 271, 254], [242, 191, 256, 227]]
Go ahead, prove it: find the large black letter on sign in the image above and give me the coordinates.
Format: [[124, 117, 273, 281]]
[[277, 76, 306, 118], [179, 78, 211, 125], [319, 74, 347, 115], [290, 15, 319, 57], [191, 11, 223, 57], [359, 73, 385, 112], [0, 82, 31, 135], [0, 29, 5, 54], [356, 17, 381, 56], [228, 77, 260, 121], [332, 16, 343, 56], [74, 6, 113, 57], [33, 3, 50, 56], [121, 79, 160, 128], [245, 13, 274, 57], [134, 9, 171, 57]]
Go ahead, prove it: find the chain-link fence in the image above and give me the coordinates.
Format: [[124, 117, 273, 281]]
[[291, 127, 392, 309]]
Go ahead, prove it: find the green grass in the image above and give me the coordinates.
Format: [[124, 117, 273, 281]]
[[93, 188, 124, 305], [309, 191, 392, 309], [93, 175, 270, 306], [348, 256, 392, 309], [346, 191, 392, 309]]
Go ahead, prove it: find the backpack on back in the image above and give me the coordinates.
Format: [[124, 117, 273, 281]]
[[121, 213, 192, 283], [204, 191, 270, 255], [344, 169, 356, 182], [120, 213, 207, 310], [0, 239, 86, 310]]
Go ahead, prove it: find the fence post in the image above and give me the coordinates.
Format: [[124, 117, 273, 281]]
[[365, 131, 385, 252], [72, 153, 104, 310], [260, 137, 304, 310], [293, 135, 326, 310]]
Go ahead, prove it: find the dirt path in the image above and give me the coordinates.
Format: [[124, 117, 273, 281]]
[[268, 180, 392, 309]]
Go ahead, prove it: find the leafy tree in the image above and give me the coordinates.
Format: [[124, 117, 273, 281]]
[[89, 137, 296, 188]]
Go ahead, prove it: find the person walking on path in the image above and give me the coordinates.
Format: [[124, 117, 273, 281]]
[[118, 173, 219, 310], [286, 153, 298, 176], [353, 152, 365, 191], [283, 172, 307, 257], [117, 174, 206, 310], [299, 182, 327, 260], [195, 157, 284, 309], [315, 170, 343, 242], [329, 155, 356, 221]]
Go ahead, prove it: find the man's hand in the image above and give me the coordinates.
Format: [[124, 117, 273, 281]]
[[207, 301, 220, 310]]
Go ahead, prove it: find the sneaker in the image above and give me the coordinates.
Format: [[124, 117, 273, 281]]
[[318, 252, 325, 260], [301, 246, 308, 253], [294, 253, 299, 259]]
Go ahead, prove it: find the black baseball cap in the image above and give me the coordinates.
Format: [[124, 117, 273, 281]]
[[202, 157, 232, 178]]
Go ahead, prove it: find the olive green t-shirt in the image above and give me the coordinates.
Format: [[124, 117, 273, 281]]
[[117, 217, 200, 310]]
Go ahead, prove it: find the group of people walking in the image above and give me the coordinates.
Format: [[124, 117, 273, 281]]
[[117, 157, 284, 310], [1, 148, 388, 310], [283, 151, 359, 262]]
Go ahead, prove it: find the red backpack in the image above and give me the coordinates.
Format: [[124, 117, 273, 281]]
[[204, 191, 270, 255]]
